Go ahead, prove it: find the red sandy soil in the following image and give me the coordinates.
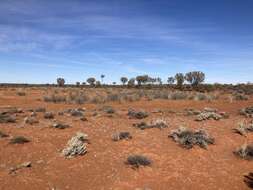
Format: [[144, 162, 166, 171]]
[[0, 88, 253, 190]]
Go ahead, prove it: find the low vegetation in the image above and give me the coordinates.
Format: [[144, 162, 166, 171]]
[[112, 132, 132, 141], [62, 132, 88, 158], [234, 144, 253, 160], [169, 126, 214, 149], [126, 155, 152, 168], [10, 136, 30, 144]]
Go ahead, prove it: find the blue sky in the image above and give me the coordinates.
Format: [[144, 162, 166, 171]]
[[0, 0, 253, 84]]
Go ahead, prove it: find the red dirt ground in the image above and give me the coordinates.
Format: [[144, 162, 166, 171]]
[[0, 88, 253, 190]]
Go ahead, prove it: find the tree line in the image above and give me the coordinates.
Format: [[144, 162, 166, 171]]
[[57, 71, 205, 88]]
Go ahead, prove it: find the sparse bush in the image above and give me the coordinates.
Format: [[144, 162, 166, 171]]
[[44, 94, 66, 103], [44, 112, 54, 119], [62, 132, 88, 158], [52, 122, 70, 129], [169, 126, 214, 149], [24, 116, 39, 125], [0, 113, 16, 123], [240, 106, 253, 118], [112, 132, 132, 141], [10, 136, 30, 144], [244, 172, 253, 188], [128, 109, 148, 119], [133, 119, 168, 130], [234, 144, 253, 160], [126, 155, 152, 168], [168, 91, 188, 100]]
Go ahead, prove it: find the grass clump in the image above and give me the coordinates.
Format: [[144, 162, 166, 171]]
[[169, 126, 214, 149], [10, 136, 30, 144], [234, 144, 253, 160], [126, 155, 152, 168]]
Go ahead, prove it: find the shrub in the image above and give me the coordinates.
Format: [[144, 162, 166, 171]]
[[112, 132, 132, 141], [128, 109, 149, 119], [126, 155, 152, 168], [44, 94, 66, 103], [244, 172, 253, 188], [52, 122, 70, 129], [62, 132, 88, 158], [44, 112, 54, 119], [168, 91, 188, 100], [234, 144, 253, 160], [133, 119, 168, 130], [10, 136, 30, 144], [167, 77, 175, 85], [0, 114, 16, 123], [169, 126, 214, 149]]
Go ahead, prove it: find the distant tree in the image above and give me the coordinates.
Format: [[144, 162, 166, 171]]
[[100, 74, 105, 84], [167, 77, 175, 84], [128, 78, 135, 87], [175, 73, 184, 87], [156, 77, 162, 85], [76, 82, 80, 86], [120, 77, 128, 85], [136, 75, 149, 85], [96, 81, 101, 86], [185, 71, 205, 86], [57, 78, 65, 87], [82, 82, 86, 85], [112, 82, 116, 85], [86, 77, 96, 86]]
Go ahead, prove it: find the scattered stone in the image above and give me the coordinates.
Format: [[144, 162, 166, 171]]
[[24, 116, 39, 125], [44, 112, 54, 119], [62, 132, 88, 158], [169, 126, 214, 149], [112, 132, 132, 141], [128, 109, 148, 119]]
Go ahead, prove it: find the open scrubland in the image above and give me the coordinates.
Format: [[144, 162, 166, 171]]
[[1, 86, 253, 189]]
